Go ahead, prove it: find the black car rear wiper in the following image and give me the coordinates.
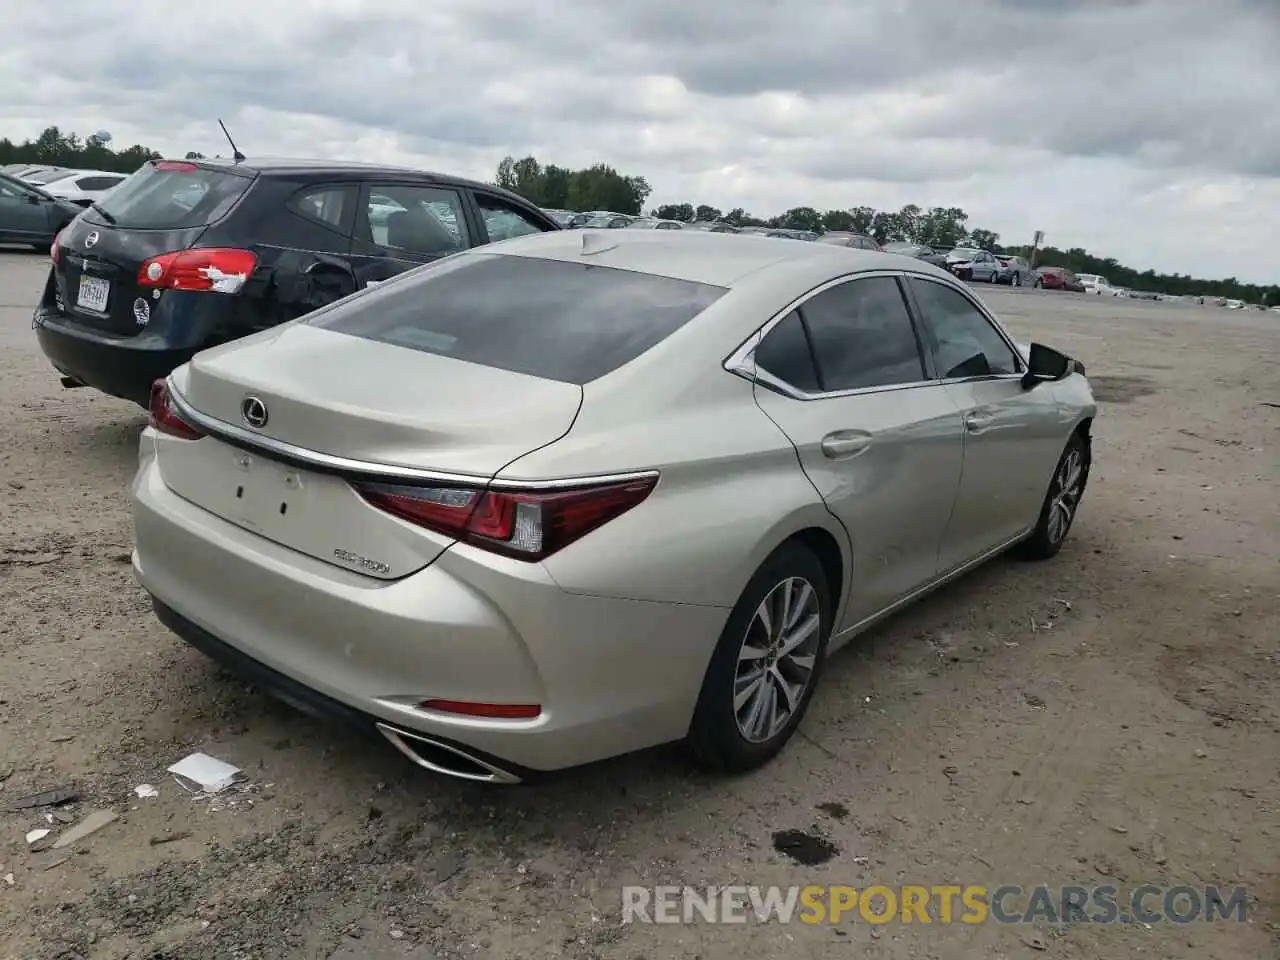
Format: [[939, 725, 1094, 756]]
[[90, 202, 116, 224]]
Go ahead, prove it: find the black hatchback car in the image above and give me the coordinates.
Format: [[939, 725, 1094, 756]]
[[33, 158, 560, 406]]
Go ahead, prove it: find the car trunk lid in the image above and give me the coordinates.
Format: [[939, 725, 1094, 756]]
[[49, 161, 255, 336], [55, 219, 210, 335], [155, 324, 583, 577]]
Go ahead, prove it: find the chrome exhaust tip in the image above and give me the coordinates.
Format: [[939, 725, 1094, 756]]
[[375, 722, 522, 784]]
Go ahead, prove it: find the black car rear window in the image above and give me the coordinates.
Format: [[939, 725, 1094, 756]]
[[87, 161, 252, 230], [308, 253, 727, 385]]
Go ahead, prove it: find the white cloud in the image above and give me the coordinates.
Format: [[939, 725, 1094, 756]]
[[1, 0, 1276, 282]]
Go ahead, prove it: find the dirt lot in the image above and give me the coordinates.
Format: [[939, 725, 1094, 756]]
[[1, 248, 1276, 960]]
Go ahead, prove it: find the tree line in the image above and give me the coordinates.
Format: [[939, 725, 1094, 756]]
[[0, 126, 160, 176], [495, 154, 1278, 305], [1, 128, 1271, 304]]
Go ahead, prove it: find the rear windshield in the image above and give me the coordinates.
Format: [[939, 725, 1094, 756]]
[[87, 161, 252, 230], [308, 253, 727, 385]]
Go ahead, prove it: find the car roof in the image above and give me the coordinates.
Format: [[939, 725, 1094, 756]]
[[480, 228, 949, 288], [55, 168, 124, 179], [186, 156, 502, 193]]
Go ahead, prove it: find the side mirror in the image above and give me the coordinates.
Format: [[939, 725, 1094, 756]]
[[1021, 342, 1071, 389], [27, 194, 43, 205]]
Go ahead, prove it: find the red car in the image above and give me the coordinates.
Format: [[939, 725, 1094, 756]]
[[1033, 267, 1085, 292]]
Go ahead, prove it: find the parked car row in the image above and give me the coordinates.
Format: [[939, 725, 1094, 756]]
[[1031, 266, 1087, 292], [538, 207, 1233, 304], [1, 163, 128, 205], [538, 210, 1071, 294]]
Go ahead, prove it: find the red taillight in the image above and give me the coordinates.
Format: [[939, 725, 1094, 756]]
[[51, 229, 63, 264], [419, 699, 542, 720], [354, 475, 658, 561], [148, 379, 204, 440], [138, 248, 257, 294], [154, 160, 199, 172]]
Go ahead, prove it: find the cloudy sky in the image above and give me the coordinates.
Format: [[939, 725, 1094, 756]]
[[3, 0, 1277, 283]]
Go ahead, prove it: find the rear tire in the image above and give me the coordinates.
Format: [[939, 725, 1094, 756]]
[[1034, 277, 1044, 289], [1012, 272, 1022, 287], [1015, 433, 1090, 561], [688, 543, 832, 772]]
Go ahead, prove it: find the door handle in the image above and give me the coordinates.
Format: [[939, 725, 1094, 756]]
[[821, 430, 872, 459], [964, 411, 994, 432]]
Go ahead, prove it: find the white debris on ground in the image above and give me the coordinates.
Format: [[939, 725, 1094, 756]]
[[167, 753, 243, 795]]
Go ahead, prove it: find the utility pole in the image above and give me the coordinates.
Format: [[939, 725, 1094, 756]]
[[1030, 230, 1044, 268]]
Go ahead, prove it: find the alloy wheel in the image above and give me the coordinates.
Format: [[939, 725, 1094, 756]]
[[733, 577, 821, 744], [1047, 449, 1085, 544]]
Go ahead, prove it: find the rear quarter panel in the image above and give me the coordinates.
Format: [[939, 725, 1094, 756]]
[[502, 371, 850, 615]]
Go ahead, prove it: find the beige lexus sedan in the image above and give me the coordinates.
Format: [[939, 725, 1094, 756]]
[[132, 230, 1096, 784]]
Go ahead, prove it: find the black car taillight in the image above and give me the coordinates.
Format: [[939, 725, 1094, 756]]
[[137, 248, 258, 294]]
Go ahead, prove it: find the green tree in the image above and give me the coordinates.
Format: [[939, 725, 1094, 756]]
[[849, 206, 876, 234], [0, 125, 159, 173], [511, 156, 544, 202], [822, 209, 855, 231], [494, 156, 517, 190], [774, 206, 824, 232], [653, 203, 695, 221], [493, 156, 648, 214], [967, 228, 1000, 251], [917, 207, 969, 248], [541, 164, 571, 208], [694, 204, 722, 222], [869, 209, 904, 244]]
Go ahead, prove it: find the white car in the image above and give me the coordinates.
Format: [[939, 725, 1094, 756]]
[[13, 165, 66, 181], [1077, 274, 1116, 296], [39, 169, 128, 207]]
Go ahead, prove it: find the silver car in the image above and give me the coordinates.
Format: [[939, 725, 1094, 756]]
[[946, 247, 1002, 283], [133, 232, 1095, 783]]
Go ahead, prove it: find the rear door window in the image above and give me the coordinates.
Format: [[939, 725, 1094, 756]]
[[798, 276, 927, 391], [308, 253, 726, 384], [287, 184, 356, 235], [754, 311, 821, 393], [359, 184, 469, 257], [88, 161, 253, 229]]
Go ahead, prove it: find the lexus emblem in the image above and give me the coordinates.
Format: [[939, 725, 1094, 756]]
[[84, 231, 99, 248], [241, 396, 268, 429]]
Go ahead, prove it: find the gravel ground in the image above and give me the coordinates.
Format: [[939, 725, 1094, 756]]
[[1, 248, 1277, 960]]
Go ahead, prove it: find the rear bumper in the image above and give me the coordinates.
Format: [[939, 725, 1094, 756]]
[[150, 597, 541, 782], [34, 307, 194, 407], [131, 454, 727, 774]]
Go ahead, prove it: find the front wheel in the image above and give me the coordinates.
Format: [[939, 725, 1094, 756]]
[[1034, 278, 1044, 289], [1015, 433, 1090, 561], [688, 543, 832, 772]]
